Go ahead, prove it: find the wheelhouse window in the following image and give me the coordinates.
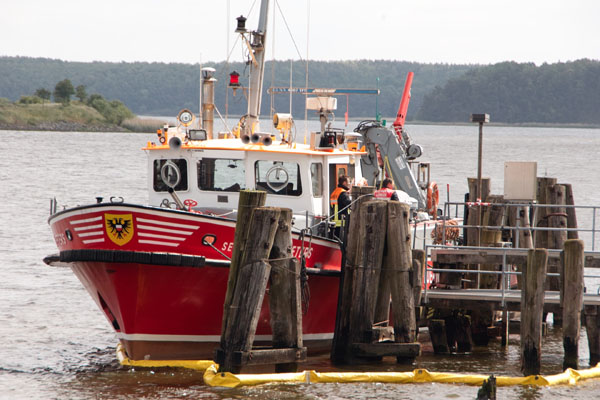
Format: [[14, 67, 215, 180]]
[[153, 159, 188, 192], [197, 158, 245, 192], [310, 163, 322, 197], [254, 160, 302, 196]]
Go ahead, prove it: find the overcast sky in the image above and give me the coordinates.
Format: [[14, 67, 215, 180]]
[[2, 0, 599, 66]]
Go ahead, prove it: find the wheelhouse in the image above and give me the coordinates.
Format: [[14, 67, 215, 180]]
[[145, 138, 365, 232]]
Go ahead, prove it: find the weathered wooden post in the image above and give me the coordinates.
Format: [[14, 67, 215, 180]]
[[269, 208, 303, 372], [221, 190, 267, 334], [520, 249, 548, 376], [466, 177, 491, 288], [218, 207, 281, 373], [348, 200, 388, 349], [217, 206, 307, 372], [477, 375, 497, 400], [563, 184, 578, 240], [547, 184, 567, 326], [585, 305, 600, 367], [428, 319, 450, 354], [507, 204, 533, 289], [479, 195, 505, 288], [412, 249, 425, 307], [331, 186, 375, 363], [472, 195, 505, 345], [561, 239, 584, 370], [533, 177, 556, 249], [386, 202, 417, 362]]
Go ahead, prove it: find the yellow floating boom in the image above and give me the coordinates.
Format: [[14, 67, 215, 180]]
[[117, 344, 600, 388]]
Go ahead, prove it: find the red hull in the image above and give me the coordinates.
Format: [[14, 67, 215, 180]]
[[49, 204, 341, 360]]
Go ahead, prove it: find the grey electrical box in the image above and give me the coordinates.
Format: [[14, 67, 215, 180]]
[[504, 162, 537, 201]]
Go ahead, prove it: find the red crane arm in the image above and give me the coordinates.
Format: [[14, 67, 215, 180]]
[[392, 71, 414, 135]]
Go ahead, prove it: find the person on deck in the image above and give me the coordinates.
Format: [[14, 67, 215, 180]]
[[329, 175, 351, 239], [374, 178, 399, 201]]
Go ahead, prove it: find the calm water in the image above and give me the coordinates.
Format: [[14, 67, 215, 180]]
[[1, 123, 600, 399]]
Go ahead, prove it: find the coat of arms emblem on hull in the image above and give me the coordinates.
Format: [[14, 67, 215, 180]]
[[105, 214, 134, 246]]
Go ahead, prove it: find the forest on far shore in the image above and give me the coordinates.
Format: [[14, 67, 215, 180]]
[[1, 57, 598, 125]]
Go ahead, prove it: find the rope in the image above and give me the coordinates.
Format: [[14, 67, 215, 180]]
[[299, 229, 311, 314], [431, 219, 460, 244], [274, 0, 305, 61]]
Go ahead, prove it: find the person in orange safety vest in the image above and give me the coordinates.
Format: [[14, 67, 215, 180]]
[[373, 178, 399, 201], [329, 175, 351, 239]]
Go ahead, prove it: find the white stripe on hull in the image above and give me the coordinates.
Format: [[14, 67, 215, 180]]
[[137, 232, 186, 241], [77, 231, 104, 237], [137, 224, 194, 235], [70, 216, 103, 225], [73, 224, 103, 231], [82, 238, 105, 244], [136, 217, 200, 230], [138, 240, 179, 247]]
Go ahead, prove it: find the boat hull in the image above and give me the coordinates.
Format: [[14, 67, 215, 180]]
[[49, 203, 341, 360]]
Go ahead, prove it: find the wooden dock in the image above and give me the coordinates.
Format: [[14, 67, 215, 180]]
[[426, 245, 600, 371]]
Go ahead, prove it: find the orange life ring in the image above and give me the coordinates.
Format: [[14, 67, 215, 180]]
[[426, 182, 439, 215]]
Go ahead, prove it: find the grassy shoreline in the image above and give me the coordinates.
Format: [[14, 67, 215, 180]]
[[0, 101, 167, 133]]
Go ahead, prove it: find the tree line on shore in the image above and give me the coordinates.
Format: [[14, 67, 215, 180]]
[[11, 78, 133, 126], [0, 56, 598, 125]]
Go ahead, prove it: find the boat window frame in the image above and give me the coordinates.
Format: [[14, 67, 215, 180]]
[[196, 157, 246, 193], [310, 162, 323, 198], [254, 159, 303, 196], [152, 158, 189, 192]]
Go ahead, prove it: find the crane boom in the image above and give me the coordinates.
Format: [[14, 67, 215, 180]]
[[392, 72, 414, 138]]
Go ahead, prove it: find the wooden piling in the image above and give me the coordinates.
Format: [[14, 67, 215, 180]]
[[507, 204, 533, 289], [585, 305, 600, 367], [412, 249, 426, 306], [533, 177, 556, 249], [548, 184, 568, 250], [547, 184, 567, 326], [477, 375, 497, 400], [455, 314, 473, 353], [221, 190, 267, 334], [469, 195, 505, 345], [561, 239, 584, 370], [386, 202, 417, 361], [331, 186, 375, 363], [348, 200, 388, 347], [564, 184, 579, 240], [268, 209, 303, 372], [218, 207, 280, 373], [480, 195, 505, 289], [501, 308, 509, 347], [520, 249, 548, 376], [428, 319, 450, 354], [334, 197, 420, 364], [466, 177, 491, 288]]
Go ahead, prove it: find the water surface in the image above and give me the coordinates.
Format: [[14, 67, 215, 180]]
[[1, 123, 600, 398]]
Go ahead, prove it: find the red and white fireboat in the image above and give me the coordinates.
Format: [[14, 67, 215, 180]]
[[46, 0, 453, 361]]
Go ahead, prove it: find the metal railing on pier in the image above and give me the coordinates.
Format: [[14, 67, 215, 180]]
[[421, 201, 600, 305]]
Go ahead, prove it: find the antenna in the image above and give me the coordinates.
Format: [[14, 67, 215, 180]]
[[198, 54, 203, 129]]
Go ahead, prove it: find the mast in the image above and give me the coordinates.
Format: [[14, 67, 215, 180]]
[[244, 0, 270, 135]]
